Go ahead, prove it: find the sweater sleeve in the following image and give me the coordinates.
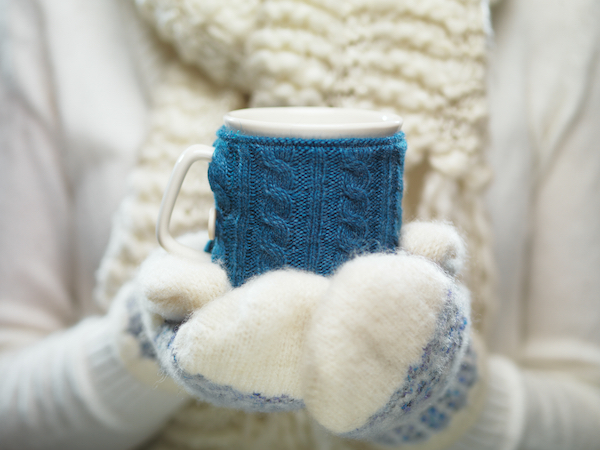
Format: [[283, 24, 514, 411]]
[[0, 1, 186, 448], [448, 1, 600, 449], [518, 6, 600, 443], [0, 316, 187, 450]]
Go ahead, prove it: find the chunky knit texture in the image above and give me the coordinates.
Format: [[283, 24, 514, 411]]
[[135, 0, 495, 331], [93, 0, 492, 448], [208, 128, 406, 286]]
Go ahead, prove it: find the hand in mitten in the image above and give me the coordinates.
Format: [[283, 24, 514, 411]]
[[138, 224, 483, 445], [107, 269, 188, 394], [137, 232, 330, 411], [303, 221, 483, 445]]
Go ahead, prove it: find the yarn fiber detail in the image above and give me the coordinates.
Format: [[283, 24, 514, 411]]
[[135, 0, 261, 90], [208, 128, 406, 287]]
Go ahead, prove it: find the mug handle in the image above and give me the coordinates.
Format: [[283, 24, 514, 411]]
[[156, 144, 215, 260]]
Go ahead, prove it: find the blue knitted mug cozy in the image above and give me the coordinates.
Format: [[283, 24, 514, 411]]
[[207, 127, 407, 287]]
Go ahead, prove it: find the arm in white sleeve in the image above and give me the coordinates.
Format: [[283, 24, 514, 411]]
[[0, 1, 185, 449], [445, 1, 600, 449], [503, 1, 600, 448], [0, 316, 186, 450], [517, 7, 600, 444]]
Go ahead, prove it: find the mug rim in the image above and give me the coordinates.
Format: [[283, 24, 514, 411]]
[[224, 107, 403, 139]]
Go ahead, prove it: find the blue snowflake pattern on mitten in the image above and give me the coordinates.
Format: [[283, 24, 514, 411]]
[[343, 289, 477, 444]]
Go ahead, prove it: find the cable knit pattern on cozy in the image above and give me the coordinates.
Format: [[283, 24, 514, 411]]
[[207, 128, 405, 287], [258, 141, 292, 271], [339, 147, 369, 258], [92, 1, 492, 448]]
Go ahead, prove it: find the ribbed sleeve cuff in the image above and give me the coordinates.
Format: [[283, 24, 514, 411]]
[[76, 315, 189, 434], [447, 355, 525, 450]]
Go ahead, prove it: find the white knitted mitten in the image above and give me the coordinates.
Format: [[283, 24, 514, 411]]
[[138, 234, 327, 411], [138, 223, 480, 443], [303, 221, 477, 444]]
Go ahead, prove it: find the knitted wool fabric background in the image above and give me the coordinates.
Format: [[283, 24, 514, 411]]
[[94, 0, 492, 448]]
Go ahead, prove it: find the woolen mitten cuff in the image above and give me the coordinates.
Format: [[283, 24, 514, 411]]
[[0, 314, 188, 450], [106, 276, 193, 398], [445, 355, 525, 450]]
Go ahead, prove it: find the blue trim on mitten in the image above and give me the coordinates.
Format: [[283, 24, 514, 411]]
[[343, 288, 477, 444], [152, 320, 304, 413], [377, 344, 478, 444], [124, 294, 157, 360]]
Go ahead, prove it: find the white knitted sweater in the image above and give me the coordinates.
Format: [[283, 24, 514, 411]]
[[1, 0, 600, 449]]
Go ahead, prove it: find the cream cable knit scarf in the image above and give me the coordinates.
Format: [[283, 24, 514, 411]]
[[95, 1, 492, 448]]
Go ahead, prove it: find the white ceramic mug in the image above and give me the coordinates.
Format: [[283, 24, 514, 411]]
[[157, 107, 405, 286]]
